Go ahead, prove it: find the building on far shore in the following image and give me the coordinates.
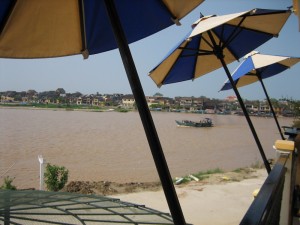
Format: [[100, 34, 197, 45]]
[[0, 89, 297, 116]]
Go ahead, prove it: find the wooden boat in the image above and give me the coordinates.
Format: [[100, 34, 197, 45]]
[[175, 118, 213, 127]]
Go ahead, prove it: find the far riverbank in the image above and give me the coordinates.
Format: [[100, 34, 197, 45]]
[[0, 104, 124, 112]]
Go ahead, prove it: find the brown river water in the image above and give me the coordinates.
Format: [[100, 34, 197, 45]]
[[0, 108, 294, 189]]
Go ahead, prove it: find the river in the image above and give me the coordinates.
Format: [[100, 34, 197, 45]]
[[0, 108, 294, 189]]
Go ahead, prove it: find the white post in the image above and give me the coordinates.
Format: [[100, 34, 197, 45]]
[[38, 155, 45, 191]]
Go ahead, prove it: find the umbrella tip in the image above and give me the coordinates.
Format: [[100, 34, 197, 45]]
[[244, 51, 259, 59], [250, 8, 258, 15], [81, 49, 89, 59], [192, 14, 216, 27], [172, 17, 181, 26]]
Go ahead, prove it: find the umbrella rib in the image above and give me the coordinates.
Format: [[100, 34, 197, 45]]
[[180, 52, 213, 57], [248, 72, 257, 75], [240, 26, 275, 36], [214, 17, 245, 60], [178, 47, 199, 52], [218, 24, 225, 47], [206, 29, 239, 61], [0, 0, 17, 35], [197, 50, 214, 54], [217, 17, 248, 62], [222, 17, 246, 49], [178, 47, 214, 56], [191, 35, 216, 55], [207, 30, 222, 59], [161, 46, 191, 84], [200, 35, 215, 50]]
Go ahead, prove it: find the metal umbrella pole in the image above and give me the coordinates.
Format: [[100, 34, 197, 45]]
[[104, 1, 186, 224], [219, 56, 271, 174], [207, 32, 271, 174], [258, 76, 285, 140], [208, 32, 271, 173]]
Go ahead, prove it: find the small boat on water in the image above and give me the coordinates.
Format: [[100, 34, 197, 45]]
[[175, 118, 213, 127]]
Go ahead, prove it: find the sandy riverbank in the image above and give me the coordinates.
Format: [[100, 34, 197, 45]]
[[62, 167, 267, 225], [113, 168, 267, 225]]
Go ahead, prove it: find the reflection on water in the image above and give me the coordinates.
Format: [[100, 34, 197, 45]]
[[0, 108, 293, 189]]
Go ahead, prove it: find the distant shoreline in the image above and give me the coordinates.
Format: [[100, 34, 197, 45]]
[[0, 105, 124, 113]]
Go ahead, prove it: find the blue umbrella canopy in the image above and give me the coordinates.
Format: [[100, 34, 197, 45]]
[[220, 51, 300, 91], [0, 0, 204, 58], [149, 8, 292, 174], [149, 8, 291, 86]]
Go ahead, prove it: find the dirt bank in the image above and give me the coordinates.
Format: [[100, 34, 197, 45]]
[[62, 167, 262, 196]]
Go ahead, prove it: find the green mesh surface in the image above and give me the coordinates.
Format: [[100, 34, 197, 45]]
[[0, 190, 174, 224]]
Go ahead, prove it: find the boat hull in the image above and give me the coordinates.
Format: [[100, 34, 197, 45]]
[[175, 118, 213, 127]]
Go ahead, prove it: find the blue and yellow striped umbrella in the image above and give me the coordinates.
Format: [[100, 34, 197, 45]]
[[221, 51, 300, 91], [0, 0, 203, 59], [149, 9, 291, 86], [149, 8, 292, 174]]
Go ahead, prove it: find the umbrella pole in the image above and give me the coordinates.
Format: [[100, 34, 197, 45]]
[[258, 77, 285, 140], [104, 1, 186, 224], [219, 57, 271, 173]]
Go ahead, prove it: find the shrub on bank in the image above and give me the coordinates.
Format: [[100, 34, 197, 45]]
[[44, 163, 69, 192], [0, 176, 16, 190]]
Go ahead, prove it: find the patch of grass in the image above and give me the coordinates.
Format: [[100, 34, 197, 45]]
[[233, 168, 243, 173], [174, 168, 224, 184], [1, 176, 16, 190], [194, 168, 223, 177], [178, 177, 191, 184]]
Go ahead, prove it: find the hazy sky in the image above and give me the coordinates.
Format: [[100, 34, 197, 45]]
[[0, 0, 299, 100]]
